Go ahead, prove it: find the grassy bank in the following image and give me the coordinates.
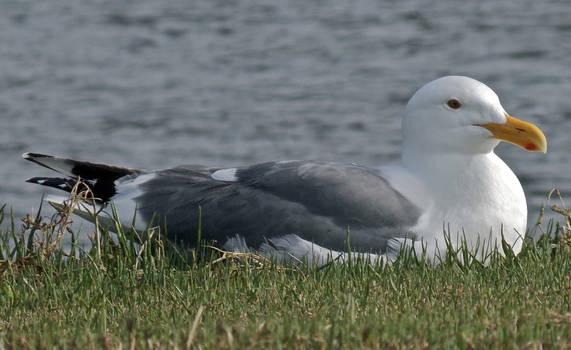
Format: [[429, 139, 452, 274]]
[[0, 198, 569, 349]]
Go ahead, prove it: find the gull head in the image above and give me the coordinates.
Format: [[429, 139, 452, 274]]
[[402, 76, 547, 156]]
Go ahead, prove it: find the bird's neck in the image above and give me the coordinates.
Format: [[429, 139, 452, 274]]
[[395, 151, 508, 204], [405, 149, 480, 173]]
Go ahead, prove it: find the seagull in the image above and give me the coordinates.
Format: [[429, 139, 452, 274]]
[[23, 76, 547, 264]]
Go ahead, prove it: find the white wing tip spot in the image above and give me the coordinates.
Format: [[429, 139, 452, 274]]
[[211, 168, 238, 182]]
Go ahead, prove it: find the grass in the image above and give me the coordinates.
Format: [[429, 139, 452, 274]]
[[0, 191, 569, 349]]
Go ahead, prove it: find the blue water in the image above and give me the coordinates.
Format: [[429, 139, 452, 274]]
[[1, 0, 570, 233]]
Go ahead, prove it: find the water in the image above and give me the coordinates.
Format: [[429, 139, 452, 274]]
[[1, 0, 570, 232]]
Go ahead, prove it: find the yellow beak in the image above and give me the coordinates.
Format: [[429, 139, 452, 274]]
[[478, 114, 547, 153]]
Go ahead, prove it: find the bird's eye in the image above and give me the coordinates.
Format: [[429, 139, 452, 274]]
[[446, 99, 462, 110]]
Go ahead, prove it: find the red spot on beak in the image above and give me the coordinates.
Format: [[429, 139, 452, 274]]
[[525, 143, 536, 151]]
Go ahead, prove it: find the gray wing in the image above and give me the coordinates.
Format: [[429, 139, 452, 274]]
[[135, 161, 421, 253]]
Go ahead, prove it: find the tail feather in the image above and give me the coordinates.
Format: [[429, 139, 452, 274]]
[[23, 153, 141, 202], [47, 195, 123, 237]]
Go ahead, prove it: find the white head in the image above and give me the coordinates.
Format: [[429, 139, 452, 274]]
[[402, 76, 546, 158]]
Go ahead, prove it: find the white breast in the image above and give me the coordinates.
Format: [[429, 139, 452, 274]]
[[381, 152, 527, 261]]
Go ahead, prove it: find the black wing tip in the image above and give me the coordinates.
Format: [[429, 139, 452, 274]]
[[26, 176, 62, 183], [22, 152, 54, 160], [25, 176, 76, 192], [25, 176, 59, 185], [25, 177, 40, 184]]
